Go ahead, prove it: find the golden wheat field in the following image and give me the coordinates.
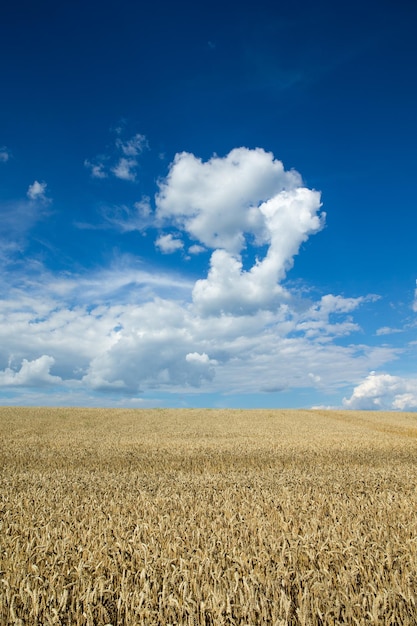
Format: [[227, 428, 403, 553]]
[[1, 407, 417, 625]]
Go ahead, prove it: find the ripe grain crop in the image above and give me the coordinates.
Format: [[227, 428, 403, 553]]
[[1, 407, 417, 625]]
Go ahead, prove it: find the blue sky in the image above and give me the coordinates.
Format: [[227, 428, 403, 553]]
[[1, 0, 417, 409]]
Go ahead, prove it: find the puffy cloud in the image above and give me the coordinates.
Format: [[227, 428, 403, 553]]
[[192, 248, 289, 315], [155, 233, 184, 254], [0, 355, 62, 387], [81, 301, 216, 393], [156, 148, 323, 315], [76, 300, 376, 396], [27, 180, 50, 203], [343, 371, 417, 410], [156, 147, 309, 253], [185, 351, 211, 364]]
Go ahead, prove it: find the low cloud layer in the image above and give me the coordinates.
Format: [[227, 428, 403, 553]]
[[0, 265, 399, 402]]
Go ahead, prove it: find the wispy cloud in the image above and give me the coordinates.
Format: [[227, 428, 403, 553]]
[[115, 133, 148, 157], [83, 159, 107, 179], [376, 326, 403, 336], [75, 197, 153, 233], [0, 194, 52, 261], [85, 129, 148, 182]]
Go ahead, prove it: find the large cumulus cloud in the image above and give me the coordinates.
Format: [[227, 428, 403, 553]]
[[156, 148, 324, 315]]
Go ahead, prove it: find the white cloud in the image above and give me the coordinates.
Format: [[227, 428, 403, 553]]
[[376, 326, 403, 336], [116, 133, 148, 156], [188, 244, 206, 255], [155, 233, 184, 254], [27, 180, 50, 203], [84, 159, 107, 179], [80, 300, 216, 393], [101, 197, 152, 232], [192, 248, 289, 315], [186, 352, 211, 364], [112, 157, 138, 181], [294, 294, 371, 340], [156, 148, 323, 315], [0, 147, 10, 162], [156, 147, 309, 253], [10, 259, 193, 305], [0, 256, 399, 402], [343, 371, 417, 410], [134, 197, 152, 218], [85, 130, 148, 182], [0, 355, 63, 387], [184, 352, 217, 386], [0, 196, 51, 259]]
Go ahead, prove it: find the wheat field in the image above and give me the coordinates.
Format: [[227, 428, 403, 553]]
[[1, 407, 417, 625]]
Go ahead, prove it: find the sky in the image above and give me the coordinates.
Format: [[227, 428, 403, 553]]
[[1, 0, 417, 410]]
